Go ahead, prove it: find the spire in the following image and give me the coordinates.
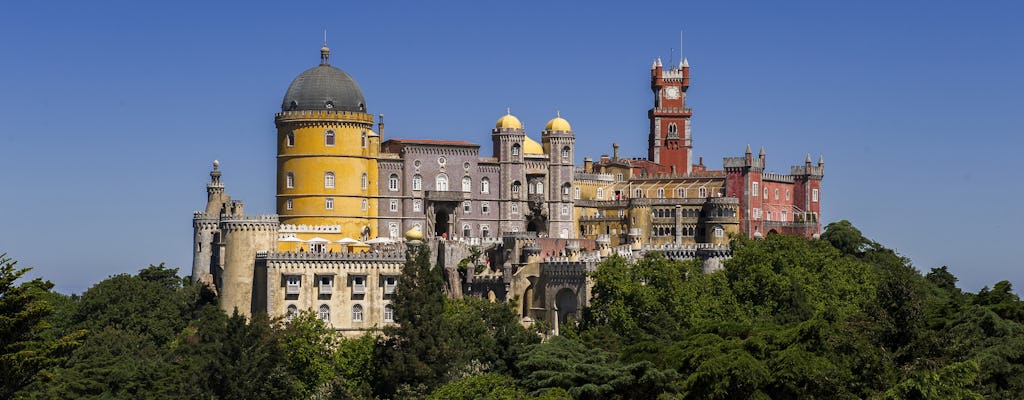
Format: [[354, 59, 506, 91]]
[[758, 146, 765, 158], [818, 154, 824, 166], [805, 153, 812, 164], [681, 57, 689, 68], [656, 57, 662, 67], [320, 31, 330, 65], [652, 59, 657, 69], [745, 144, 752, 155], [209, 160, 223, 188]]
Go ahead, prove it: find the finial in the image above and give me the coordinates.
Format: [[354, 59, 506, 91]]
[[320, 32, 331, 65], [506, 106, 511, 115], [556, 110, 561, 118], [681, 57, 689, 68], [213, 159, 219, 170]]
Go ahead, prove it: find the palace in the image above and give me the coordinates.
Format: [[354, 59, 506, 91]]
[[192, 43, 823, 335]]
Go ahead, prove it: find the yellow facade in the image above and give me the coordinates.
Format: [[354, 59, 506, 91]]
[[275, 110, 379, 247]]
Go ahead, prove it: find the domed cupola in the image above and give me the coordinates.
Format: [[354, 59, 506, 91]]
[[281, 44, 367, 113], [495, 111, 523, 130], [544, 112, 572, 132]]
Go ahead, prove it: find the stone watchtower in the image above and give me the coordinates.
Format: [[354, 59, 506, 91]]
[[541, 114, 576, 238], [492, 111, 527, 233], [275, 43, 380, 240], [192, 160, 229, 286]]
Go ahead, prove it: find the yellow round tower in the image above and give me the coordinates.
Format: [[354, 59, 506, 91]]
[[275, 43, 379, 247]]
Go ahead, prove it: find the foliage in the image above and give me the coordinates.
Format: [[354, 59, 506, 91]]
[[0, 254, 84, 398], [443, 297, 539, 379], [427, 373, 524, 400]]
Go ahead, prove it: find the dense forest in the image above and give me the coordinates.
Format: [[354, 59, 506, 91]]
[[3, 220, 1023, 399]]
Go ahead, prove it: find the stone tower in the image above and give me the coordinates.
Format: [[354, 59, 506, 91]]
[[648, 57, 693, 174], [275, 43, 379, 241], [192, 160, 229, 285], [541, 113, 576, 238], [492, 112, 527, 233]]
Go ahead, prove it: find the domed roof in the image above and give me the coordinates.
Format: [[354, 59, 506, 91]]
[[281, 46, 366, 113], [495, 113, 523, 130], [523, 136, 544, 155], [545, 115, 572, 132]]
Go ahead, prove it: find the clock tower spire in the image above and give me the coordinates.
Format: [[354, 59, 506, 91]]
[[648, 54, 693, 175]]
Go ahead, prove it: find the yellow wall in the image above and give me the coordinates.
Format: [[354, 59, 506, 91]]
[[276, 110, 379, 242]]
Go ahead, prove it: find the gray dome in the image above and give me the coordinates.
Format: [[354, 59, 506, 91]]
[[281, 63, 366, 113]]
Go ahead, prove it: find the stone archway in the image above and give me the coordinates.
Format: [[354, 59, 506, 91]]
[[555, 288, 578, 327], [435, 209, 450, 237]]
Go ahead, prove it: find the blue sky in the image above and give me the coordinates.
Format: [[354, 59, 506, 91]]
[[1, 1, 1020, 294]]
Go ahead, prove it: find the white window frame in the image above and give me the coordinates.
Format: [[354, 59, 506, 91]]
[[596, 188, 603, 199], [388, 174, 399, 191], [752, 182, 759, 197], [812, 188, 819, 202], [699, 186, 707, 198], [436, 173, 448, 191], [361, 199, 368, 211], [286, 172, 294, 189], [325, 130, 336, 147], [361, 173, 368, 190], [481, 201, 490, 214], [574, 186, 580, 200], [412, 174, 422, 191], [285, 199, 293, 210], [383, 304, 394, 322], [318, 304, 330, 322], [390, 199, 398, 212], [481, 177, 490, 194], [462, 176, 472, 192], [511, 143, 520, 156], [352, 304, 363, 322], [413, 199, 422, 212], [325, 172, 335, 189], [286, 132, 295, 147], [325, 197, 334, 210], [463, 201, 471, 213]]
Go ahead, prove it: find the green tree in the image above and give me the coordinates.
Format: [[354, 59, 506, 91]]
[[0, 254, 84, 398], [378, 243, 450, 396], [821, 220, 870, 256], [427, 373, 525, 400], [444, 297, 538, 379], [280, 310, 340, 398]]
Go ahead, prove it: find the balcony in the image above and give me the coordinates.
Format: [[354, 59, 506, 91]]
[[319, 284, 333, 295], [425, 190, 465, 202], [286, 284, 300, 295]]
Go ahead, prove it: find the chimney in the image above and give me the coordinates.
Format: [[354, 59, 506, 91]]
[[583, 157, 593, 173], [612, 143, 620, 161], [377, 114, 385, 140]]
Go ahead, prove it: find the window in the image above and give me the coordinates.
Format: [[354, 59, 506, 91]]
[[812, 188, 819, 202], [786, 189, 791, 200], [574, 186, 580, 199], [562, 183, 571, 196], [286, 172, 294, 189], [388, 174, 399, 191], [677, 188, 685, 198], [764, 187, 769, 198], [389, 223, 399, 238], [361, 131, 367, 148], [481, 225, 489, 237], [462, 176, 472, 192], [699, 186, 707, 198], [286, 275, 300, 295], [714, 227, 724, 238], [286, 304, 297, 321], [352, 304, 363, 322], [352, 276, 366, 294], [319, 276, 333, 294], [390, 199, 398, 212], [384, 276, 397, 294], [560, 228, 568, 238], [561, 146, 570, 161], [413, 199, 422, 212], [361, 199, 368, 211], [413, 174, 422, 191], [361, 173, 368, 190], [481, 202, 490, 214], [463, 201, 471, 213], [774, 188, 779, 200], [596, 188, 603, 199], [511, 181, 521, 194], [782, 210, 788, 221], [511, 203, 519, 213], [383, 304, 394, 322], [481, 177, 490, 194], [616, 173, 623, 181], [635, 189, 642, 198], [462, 224, 471, 237], [436, 174, 448, 191], [325, 130, 336, 146], [286, 132, 295, 147], [561, 205, 569, 216], [657, 188, 665, 198], [668, 123, 678, 134], [766, 211, 772, 221], [752, 182, 759, 196], [325, 198, 334, 210], [511, 143, 520, 156], [325, 172, 335, 189], [285, 199, 293, 210], [318, 304, 330, 322]]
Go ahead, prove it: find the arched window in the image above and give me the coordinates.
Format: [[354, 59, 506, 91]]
[[389, 174, 399, 191], [561, 146, 571, 161], [361, 198, 368, 211], [352, 304, 363, 322], [677, 188, 685, 198], [436, 173, 449, 191], [657, 188, 665, 198], [383, 304, 394, 322], [480, 177, 490, 194], [325, 198, 334, 210], [699, 187, 707, 198], [616, 173, 623, 181], [481, 225, 489, 238], [325, 130, 336, 146], [318, 304, 330, 322], [286, 132, 295, 147], [285, 199, 293, 210], [360, 173, 368, 190], [596, 188, 603, 199], [668, 123, 678, 134], [635, 189, 643, 198], [574, 186, 580, 199], [511, 181, 521, 194], [324, 172, 335, 189], [536, 181, 543, 194], [462, 176, 472, 192], [511, 143, 520, 156], [462, 224, 471, 238], [413, 174, 422, 191], [413, 199, 422, 212], [286, 172, 295, 189], [560, 228, 568, 239], [361, 131, 367, 148], [286, 304, 297, 321]]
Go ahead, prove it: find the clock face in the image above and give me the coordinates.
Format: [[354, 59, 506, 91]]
[[663, 86, 681, 100]]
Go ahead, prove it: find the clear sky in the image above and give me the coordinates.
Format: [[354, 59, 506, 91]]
[[1, 1, 1021, 294]]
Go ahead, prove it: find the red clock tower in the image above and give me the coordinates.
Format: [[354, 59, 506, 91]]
[[648, 57, 693, 175]]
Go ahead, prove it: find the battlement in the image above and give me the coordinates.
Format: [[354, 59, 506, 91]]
[[274, 110, 375, 123], [220, 215, 280, 231], [660, 69, 686, 81], [279, 224, 341, 233], [761, 172, 795, 183], [649, 106, 692, 115], [790, 165, 824, 177], [540, 261, 597, 277], [259, 249, 407, 262], [574, 171, 615, 182], [723, 157, 764, 170]]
